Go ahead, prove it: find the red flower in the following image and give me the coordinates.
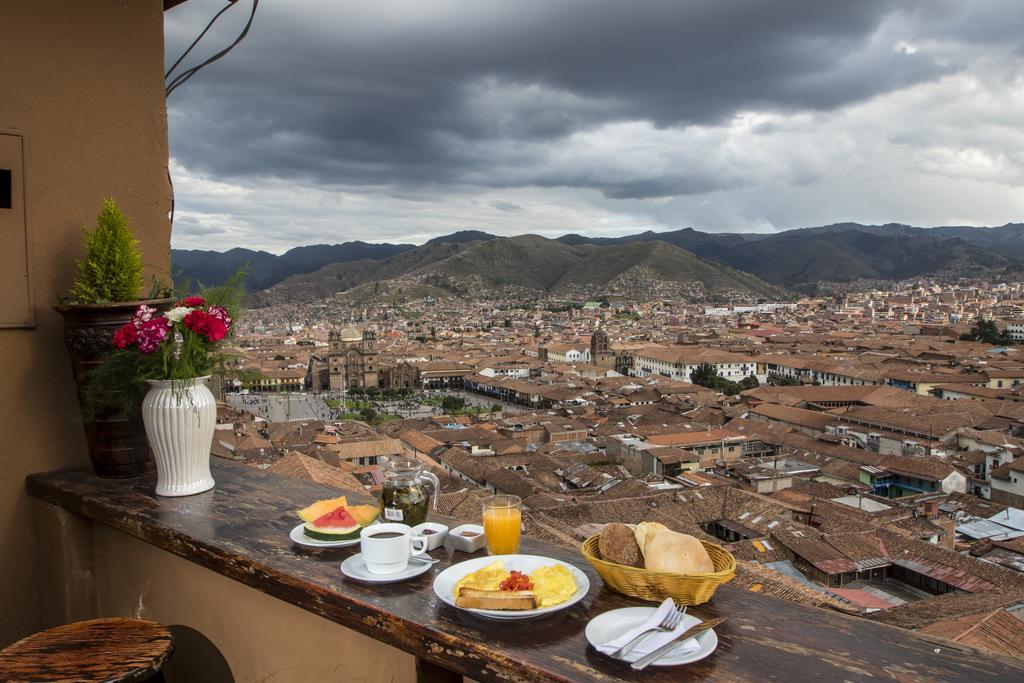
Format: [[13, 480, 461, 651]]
[[183, 309, 228, 342], [112, 322, 138, 349], [208, 305, 233, 328], [177, 296, 206, 308]]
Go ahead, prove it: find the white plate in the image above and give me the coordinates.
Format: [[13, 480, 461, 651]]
[[432, 554, 590, 620], [585, 607, 719, 666], [341, 553, 434, 584], [289, 521, 376, 549]]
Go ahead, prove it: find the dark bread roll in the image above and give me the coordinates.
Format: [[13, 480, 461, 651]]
[[598, 523, 643, 567]]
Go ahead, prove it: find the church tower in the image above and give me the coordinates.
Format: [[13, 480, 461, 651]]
[[591, 325, 614, 369]]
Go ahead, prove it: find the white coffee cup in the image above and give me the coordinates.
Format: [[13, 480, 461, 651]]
[[360, 523, 428, 575]]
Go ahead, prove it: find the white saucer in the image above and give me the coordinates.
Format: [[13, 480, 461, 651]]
[[290, 521, 380, 549], [341, 553, 435, 584], [585, 607, 719, 666]]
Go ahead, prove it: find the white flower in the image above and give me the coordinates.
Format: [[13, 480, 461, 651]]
[[165, 306, 193, 323]]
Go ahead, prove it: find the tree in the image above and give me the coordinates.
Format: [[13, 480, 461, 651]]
[[491, 403, 502, 413], [68, 198, 143, 303], [366, 386, 380, 399], [441, 396, 465, 414], [689, 362, 719, 387], [739, 375, 760, 391], [960, 320, 1013, 346], [359, 406, 377, 423]]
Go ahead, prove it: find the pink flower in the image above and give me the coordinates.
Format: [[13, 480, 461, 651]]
[[112, 322, 138, 349], [132, 304, 157, 325], [208, 305, 233, 328], [177, 296, 205, 308], [137, 317, 171, 354]]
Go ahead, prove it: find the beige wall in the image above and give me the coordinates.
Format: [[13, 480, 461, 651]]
[[93, 526, 416, 682], [31, 503, 416, 682], [0, 0, 171, 646]]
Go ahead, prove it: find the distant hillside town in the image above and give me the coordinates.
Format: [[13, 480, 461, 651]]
[[207, 275, 1024, 657]]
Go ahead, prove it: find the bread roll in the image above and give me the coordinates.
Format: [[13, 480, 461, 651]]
[[633, 521, 669, 558], [599, 523, 643, 567], [644, 529, 715, 574]]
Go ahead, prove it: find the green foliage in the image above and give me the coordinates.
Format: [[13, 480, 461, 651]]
[[689, 362, 750, 396], [770, 375, 802, 386], [491, 403, 502, 412], [689, 362, 719, 386], [441, 396, 466, 413], [84, 270, 247, 418], [68, 198, 144, 303], [359, 406, 377, 422], [960, 319, 1014, 346], [739, 375, 760, 390]]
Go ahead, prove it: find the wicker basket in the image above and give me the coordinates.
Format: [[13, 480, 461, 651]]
[[581, 535, 736, 605]]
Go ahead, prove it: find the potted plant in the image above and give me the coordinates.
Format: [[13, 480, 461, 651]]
[[104, 283, 241, 496], [55, 198, 173, 477]]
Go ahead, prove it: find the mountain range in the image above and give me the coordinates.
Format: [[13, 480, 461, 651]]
[[171, 222, 1024, 302]]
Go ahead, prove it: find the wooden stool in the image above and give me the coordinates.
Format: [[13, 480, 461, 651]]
[[0, 618, 173, 682]]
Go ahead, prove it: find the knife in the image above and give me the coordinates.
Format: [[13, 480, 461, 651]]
[[629, 617, 725, 671]]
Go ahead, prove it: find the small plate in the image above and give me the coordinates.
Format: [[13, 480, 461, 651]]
[[433, 554, 590, 620], [290, 521, 376, 549], [412, 522, 449, 551], [449, 524, 486, 553], [585, 607, 718, 666], [341, 553, 434, 584]]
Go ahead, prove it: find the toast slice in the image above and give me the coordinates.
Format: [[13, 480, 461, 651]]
[[455, 588, 537, 610]]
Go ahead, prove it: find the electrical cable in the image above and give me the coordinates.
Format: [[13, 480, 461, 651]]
[[165, 1, 236, 82], [166, 0, 259, 98], [164, 0, 259, 228]]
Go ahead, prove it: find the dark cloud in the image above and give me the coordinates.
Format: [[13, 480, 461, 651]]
[[490, 200, 523, 213], [171, 215, 225, 236], [165, 1, 952, 195], [163, 1, 1024, 250]]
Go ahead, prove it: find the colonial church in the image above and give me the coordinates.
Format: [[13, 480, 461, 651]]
[[590, 326, 615, 369], [590, 325, 631, 375], [328, 326, 379, 390]]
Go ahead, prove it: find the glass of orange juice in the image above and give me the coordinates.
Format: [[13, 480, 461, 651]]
[[482, 494, 522, 555]]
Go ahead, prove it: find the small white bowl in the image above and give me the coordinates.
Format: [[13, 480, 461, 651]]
[[412, 522, 449, 551], [449, 524, 486, 553]]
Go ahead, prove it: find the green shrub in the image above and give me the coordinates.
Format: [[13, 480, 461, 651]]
[[68, 198, 143, 303]]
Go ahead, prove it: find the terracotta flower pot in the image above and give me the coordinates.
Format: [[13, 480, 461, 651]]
[[55, 298, 174, 478]]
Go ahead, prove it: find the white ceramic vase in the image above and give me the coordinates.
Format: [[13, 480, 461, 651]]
[[142, 376, 216, 497]]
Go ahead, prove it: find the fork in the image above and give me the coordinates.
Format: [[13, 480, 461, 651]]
[[610, 604, 687, 659]]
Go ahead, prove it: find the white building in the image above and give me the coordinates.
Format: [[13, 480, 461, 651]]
[[631, 346, 765, 383]]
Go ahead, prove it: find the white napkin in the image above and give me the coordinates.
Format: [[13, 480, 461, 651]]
[[597, 598, 701, 659]]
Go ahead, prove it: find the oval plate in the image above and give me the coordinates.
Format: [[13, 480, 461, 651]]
[[433, 554, 590, 620], [289, 521, 376, 549]]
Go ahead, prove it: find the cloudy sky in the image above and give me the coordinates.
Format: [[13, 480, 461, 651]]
[[164, 0, 1024, 253]]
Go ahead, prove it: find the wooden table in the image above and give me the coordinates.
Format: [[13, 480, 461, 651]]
[[26, 460, 1024, 682]]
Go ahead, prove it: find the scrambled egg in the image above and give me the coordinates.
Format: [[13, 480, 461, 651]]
[[531, 564, 577, 608], [453, 561, 578, 608], [454, 561, 509, 594]]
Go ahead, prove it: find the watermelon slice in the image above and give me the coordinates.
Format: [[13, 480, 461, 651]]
[[304, 505, 361, 541], [297, 496, 348, 523]]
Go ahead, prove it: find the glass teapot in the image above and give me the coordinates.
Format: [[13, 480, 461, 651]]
[[379, 457, 439, 527]]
